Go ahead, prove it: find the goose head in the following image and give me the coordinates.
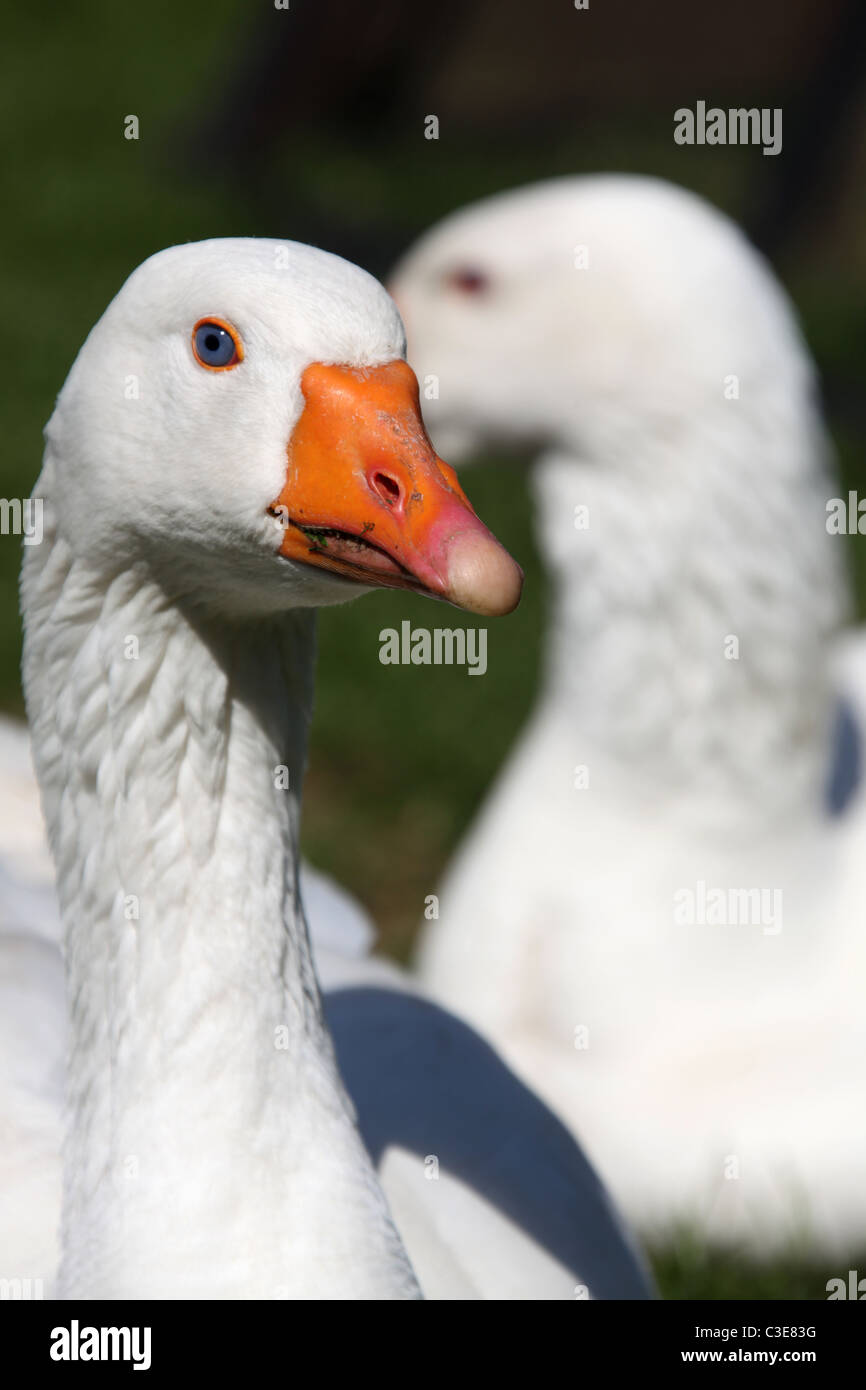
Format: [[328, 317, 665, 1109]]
[[41, 237, 522, 619], [389, 174, 823, 472]]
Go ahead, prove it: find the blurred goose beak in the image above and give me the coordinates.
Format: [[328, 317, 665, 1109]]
[[269, 360, 522, 617]]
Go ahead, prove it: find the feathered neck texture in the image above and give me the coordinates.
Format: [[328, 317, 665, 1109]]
[[530, 386, 849, 836], [21, 474, 418, 1299]]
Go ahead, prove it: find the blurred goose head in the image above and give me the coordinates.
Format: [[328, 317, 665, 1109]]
[[390, 175, 819, 470]]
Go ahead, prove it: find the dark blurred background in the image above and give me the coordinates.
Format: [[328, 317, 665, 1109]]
[[3, 0, 865, 1296]]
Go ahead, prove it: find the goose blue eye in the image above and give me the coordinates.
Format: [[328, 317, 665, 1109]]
[[192, 319, 242, 370]]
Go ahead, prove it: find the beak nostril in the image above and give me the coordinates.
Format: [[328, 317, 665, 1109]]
[[371, 470, 403, 507]]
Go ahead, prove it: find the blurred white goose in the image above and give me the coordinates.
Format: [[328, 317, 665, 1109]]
[[391, 175, 866, 1252], [1, 237, 652, 1300]]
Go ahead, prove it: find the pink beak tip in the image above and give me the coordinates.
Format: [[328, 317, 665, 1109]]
[[441, 529, 524, 617]]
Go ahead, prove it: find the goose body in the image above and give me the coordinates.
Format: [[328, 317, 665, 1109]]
[[1, 238, 650, 1299], [391, 176, 866, 1250]]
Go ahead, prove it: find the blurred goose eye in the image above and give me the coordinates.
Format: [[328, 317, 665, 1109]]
[[445, 268, 490, 296], [192, 319, 243, 370]]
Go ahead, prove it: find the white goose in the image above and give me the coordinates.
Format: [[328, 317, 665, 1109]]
[[1, 236, 652, 1299], [391, 175, 866, 1252]]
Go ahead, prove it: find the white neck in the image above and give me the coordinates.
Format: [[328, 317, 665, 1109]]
[[531, 404, 848, 834], [22, 508, 418, 1299]]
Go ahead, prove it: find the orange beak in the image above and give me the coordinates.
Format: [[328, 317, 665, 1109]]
[[268, 360, 522, 616]]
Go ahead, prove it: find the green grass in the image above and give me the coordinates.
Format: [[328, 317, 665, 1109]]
[[3, 3, 866, 1300], [650, 1229, 866, 1301]]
